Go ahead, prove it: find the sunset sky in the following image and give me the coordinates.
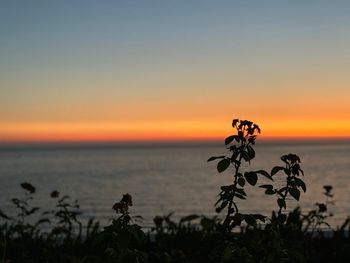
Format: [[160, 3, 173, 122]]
[[1, 1, 350, 142]]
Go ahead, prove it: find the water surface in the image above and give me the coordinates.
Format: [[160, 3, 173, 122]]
[[0, 140, 349, 227]]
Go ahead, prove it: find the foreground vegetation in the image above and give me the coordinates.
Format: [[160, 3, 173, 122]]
[[1, 119, 350, 263]]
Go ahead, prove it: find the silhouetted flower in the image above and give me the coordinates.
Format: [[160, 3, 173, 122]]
[[323, 185, 333, 197], [122, 193, 133, 206], [324, 185, 333, 193], [317, 203, 327, 213], [20, 182, 35, 194], [281, 154, 301, 164], [112, 202, 126, 214], [112, 193, 133, 214]]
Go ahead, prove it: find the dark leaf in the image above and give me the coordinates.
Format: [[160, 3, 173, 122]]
[[246, 145, 255, 159], [289, 188, 301, 201], [238, 177, 245, 187], [20, 182, 36, 194], [217, 158, 231, 173], [265, 189, 276, 195], [225, 136, 235, 145], [271, 166, 284, 176], [295, 177, 306, 192], [244, 214, 256, 226], [265, 189, 275, 195], [244, 172, 258, 186], [207, 155, 225, 162], [234, 193, 246, 200]]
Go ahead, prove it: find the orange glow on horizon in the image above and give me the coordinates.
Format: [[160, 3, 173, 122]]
[[1, 118, 350, 143]]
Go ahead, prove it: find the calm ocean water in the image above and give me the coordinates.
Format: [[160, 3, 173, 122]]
[[0, 140, 349, 227]]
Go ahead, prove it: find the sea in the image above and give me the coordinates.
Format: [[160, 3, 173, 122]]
[[0, 140, 349, 228]]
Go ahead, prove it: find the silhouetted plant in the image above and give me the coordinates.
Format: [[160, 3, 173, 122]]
[[12, 182, 39, 223], [96, 193, 148, 263], [259, 153, 306, 224], [303, 185, 334, 234], [5, 182, 48, 239], [49, 193, 83, 241], [208, 119, 272, 231]]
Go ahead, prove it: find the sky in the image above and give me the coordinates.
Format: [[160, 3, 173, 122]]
[[1, 0, 350, 142]]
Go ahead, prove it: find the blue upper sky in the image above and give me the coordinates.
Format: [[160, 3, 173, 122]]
[[1, 1, 350, 140]]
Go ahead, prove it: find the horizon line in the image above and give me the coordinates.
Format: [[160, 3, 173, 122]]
[[1, 135, 350, 145]]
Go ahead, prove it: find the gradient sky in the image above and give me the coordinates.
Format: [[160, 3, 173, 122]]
[[1, 1, 350, 142]]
